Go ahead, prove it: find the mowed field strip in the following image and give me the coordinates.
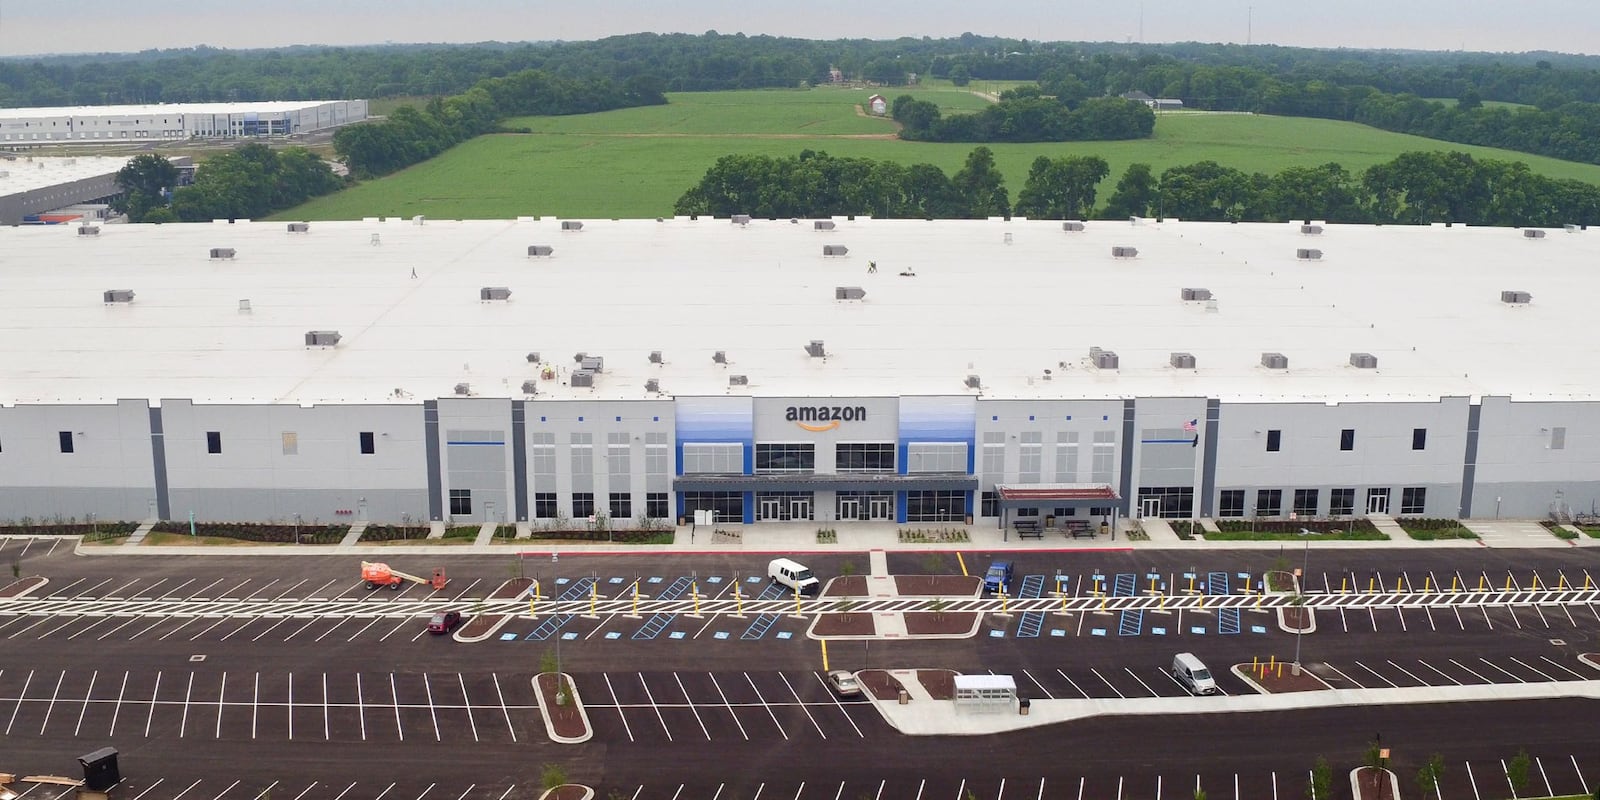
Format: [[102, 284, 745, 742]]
[[280, 86, 1600, 220]]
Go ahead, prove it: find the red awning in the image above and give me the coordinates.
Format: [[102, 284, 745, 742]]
[[995, 484, 1119, 502]]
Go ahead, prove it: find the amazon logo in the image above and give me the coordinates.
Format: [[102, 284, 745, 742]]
[[786, 405, 867, 432]]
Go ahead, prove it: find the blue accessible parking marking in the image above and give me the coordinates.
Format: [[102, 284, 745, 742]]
[[1190, 627, 1206, 634], [555, 578, 570, 585], [669, 631, 686, 639], [1091, 628, 1107, 636], [605, 632, 621, 639], [776, 631, 792, 640], [1050, 629, 1066, 637], [989, 629, 1005, 638], [648, 576, 664, 584], [714, 631, 729, 639], [1152, 627, 1167, 635], [499, 633, 517, 641], [706, 576, 723, 584], [608, 577, 625, 584], [1251, 625, 1268, 634], [746, 576, 763, 583], [561, 632, 578, 640]]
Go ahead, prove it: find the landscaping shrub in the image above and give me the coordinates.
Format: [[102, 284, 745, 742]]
[[359, 525, 432, 542], [150, 521, 345, 544]]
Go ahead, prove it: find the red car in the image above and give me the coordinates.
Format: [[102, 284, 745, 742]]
[[427, 611, 461, 634]]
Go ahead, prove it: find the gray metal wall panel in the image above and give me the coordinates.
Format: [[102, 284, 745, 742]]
[[1201, 399, 1220, 517], [1461, 403, 1481, 518], [164, 488, 424, 524], [511, 402, 529, 522], [148, 406, 170, 520], [1119, 400, 1135, 513], [423, 401, 442, 521]]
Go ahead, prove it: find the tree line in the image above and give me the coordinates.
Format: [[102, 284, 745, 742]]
[[115, 146, 341, 223], [674, 148, 1600, 227], [892, 89, 1154, 143]]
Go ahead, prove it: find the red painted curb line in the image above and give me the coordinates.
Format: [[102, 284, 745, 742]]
[[522, 546, 1138, 557]]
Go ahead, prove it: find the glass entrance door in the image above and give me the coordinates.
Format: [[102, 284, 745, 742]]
[[838, 498, 862, 520], [868, 495, 892, 520], [1139, 497, 1161, 518], [759, 497, 783, 520], [1366, 488, 1390, 515], [789, 497, 813, 521]]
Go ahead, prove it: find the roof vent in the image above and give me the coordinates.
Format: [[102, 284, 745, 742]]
[[209, 247, 236, 260], [1062, 221, 1085, 232], [1181, 287, 1212, 301], [286, 222, 309, 233], [239, 299, 252, 312], [728, 374, 749, 386], [1300, 224, 1323, 235], [1261, 352, 1289, 370], [648, 350, 663, 364], [805, 340, 826, 358], [1500, 290, 1532, 304], [1112, 246, 1138, 258], [561, 220, 584, 231], [304, 330, 341, 347], [525, 352, 541, 363], [731, 214, 752, 225], [645, 378, 661, 394], [78, 225, 101, 236], [570, 371, 595, 388], [520, 380, 538, 395], [712, 350, 728, 364], [823, 244, 849, 256], [580, 356, 604, 373], [480, 286, 512, 301], [1170, 352, 1196, 369], [453, 382, 472, 396], [102, 289, 135, 304], [835, 286, 866, 300], [964, 374, 982, 390], [412, 215, 425, 225], [1296, 248, 1323, 260], [1350, 352, 1378, 369], [1089, 347, 1119, 369], [1523, 229, 1546, 239], [527, 245, 554, 257], [814, 220, 836, 231], [1564, 224, 1581, 233]]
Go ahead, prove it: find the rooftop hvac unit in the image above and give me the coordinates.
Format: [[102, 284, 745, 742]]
[[572, 352, 587, 363], [209, 247, 236, 260], [823, 244, 849, 256], [527, 245, 554, 257], [102, 289, 135, 304], [1300, 224, 1323, 235], [1111, 246, 1138, 258], [454, 383, 472, 396], [561, 220, 584, 231], [805, 340, 826, 358], [814, 220, 836, 231], [520, 380, 538, 395], [645, 378, 661, 394], [286, 222, 310, 233], [1181, 287, 1212, 301], [304, 330, 341, 347], [525, 352, 541, 363], [412, 215, 425, 225], [580, 356, 604, 373], [728, 374, 749, 386], [731, 214, 752, 225], [1523, 229, 1546, 239], [480, 286, 512, 301], [1089, 347, 1119, 369], [648, 350, 663, 364], [1296, 248, 1323, 260], [1170, 352, 1197, 369], [78, 225, 100, 236], [964, 374, 982, 390], [1565, 224, 1581, 233], [1500, 290, 1532, 304], [1261, 352, 1289, 370], [1350, 352, 1378, 369], [712, 350, 728, 364], [1062, 221, 1086, 232], [835, 286, 867, 300], [570, 371, 595, 388], [239, 299, 252, 312]]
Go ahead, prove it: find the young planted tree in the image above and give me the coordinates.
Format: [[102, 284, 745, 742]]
[[1415, 753, 1446, 799], [1506, 749, 1531, 795], [1307, 756, 1332, 800]]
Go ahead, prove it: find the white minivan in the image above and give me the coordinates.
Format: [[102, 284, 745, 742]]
[[768, 558, 820, 595], [1171, 652, 1218, 695]]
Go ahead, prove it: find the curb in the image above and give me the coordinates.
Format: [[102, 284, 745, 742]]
[[454, 613, 513, 643], [1277, 606, 1317, 635], [1577, 653, 1600, 672], [1231, 662, 1333, 695], [804, 609, 985, 641], [537, 787, 594, 800], [0, 575, 49, 598], [1348, 767, 1400, 800], [532, 672, 593, 744]]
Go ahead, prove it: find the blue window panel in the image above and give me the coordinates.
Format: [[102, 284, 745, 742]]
[[540, 416, 547, 422], [1029, 415, 1035, 421], [653, 416, 660, 422], [615, 416, 622, 422], [578, 416, 584, 422]]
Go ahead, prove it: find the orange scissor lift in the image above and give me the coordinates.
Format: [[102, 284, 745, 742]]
[[360, 561, 449, 591]]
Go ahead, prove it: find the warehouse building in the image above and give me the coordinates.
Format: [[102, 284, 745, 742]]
[[0, 216, 1594, 527], [0, 154, 197, 226], [0, 100, 368, 145]]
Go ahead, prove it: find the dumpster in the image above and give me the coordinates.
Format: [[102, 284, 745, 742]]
[[79, 747, 120, 791]]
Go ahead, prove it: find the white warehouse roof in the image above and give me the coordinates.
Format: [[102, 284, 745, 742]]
[[0, 216, 1594, 406], [0, 155, 135, 197], [0, 101, 354, 120]]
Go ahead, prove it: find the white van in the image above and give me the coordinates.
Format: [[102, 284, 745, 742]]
[[1171, 652, 1217, 695], [768, 558, 820, 595]]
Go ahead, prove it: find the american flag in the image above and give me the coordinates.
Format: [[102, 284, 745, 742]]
[[1183, 419, 1198, 433]]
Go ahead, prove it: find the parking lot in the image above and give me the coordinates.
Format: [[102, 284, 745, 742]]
[[583, 668, 885, 743]]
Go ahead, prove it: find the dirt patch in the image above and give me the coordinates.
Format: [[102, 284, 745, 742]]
[[857, 669, 905, 701], [916, 669, 958, 700], [1237, 662, 1332, 693], [536, 672, 588, 739], [812, 612, 876, 637], [823, 575, 868, 597], [903, 611, 979, 636], [894, 575, 982, 596], [1281, 606, 1314, 631], [0, 576, 46, 598], [542, 787, 590, 800], [491, 577, 535, 599], [1266, 570, 1298, 592]]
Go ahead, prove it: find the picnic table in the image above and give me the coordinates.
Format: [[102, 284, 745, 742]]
[[1061, 519, 1096, 539], [1012, 519, 1043, 539]]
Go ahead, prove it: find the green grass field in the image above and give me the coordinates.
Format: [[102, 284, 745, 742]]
[[279, 88, 1600, 220]]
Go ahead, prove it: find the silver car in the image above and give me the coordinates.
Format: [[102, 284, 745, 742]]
[[826, 670, 861, 697]]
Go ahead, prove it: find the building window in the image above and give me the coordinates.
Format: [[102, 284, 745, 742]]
[[1137, 487, 1194, 518], [906, 490, 966, 523], [1089, 506, 1112, 518], [609, 492, 632, 520], [1412, 428, 1427, 450], [1266, 430, 1281, 452], [1400, 487, 1427, 515], [1055, 432, 1079, 481], [981, 433, 1005, 477], [1330, 488, 1356, 516], [907, 442, 967, 473], [682, 443, 743, 474], [571, 492, 595, 519], [207, 431, 222, 454], [754, 442, 815, 474], [448, 489, 472, 516], [1255, 489, 1282, 517], [646, 492, 669, 520], [359, 431, 375, 454], [59, 431, 75, 454], [1551, 427, 1566, 450], [682, 491, 743, 522], [281, 432, 298, 455], [1339, 429, 1355, 451], [836, 442, 895, 473], [531, 432, 556, 478], [1293, 489, 1319, 517], [533, 493, 558, 519], [1219, 490, 1245, 517], [1018, 431, 1042, 483], [981, 491, 999, 517], [1090, 431, 1115, 483]]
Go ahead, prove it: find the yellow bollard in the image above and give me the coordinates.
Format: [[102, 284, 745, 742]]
[[1252, 656, 1259, 676], [1149, 576, 1158, 595], [1479, 573, 1487, 591], [1368, 576, 1376, 593], [1587, 574, 1594, 590], [1532, 573, 1541, 591], [1396, 576, 1403, 593], [529, 579, 542, 616], [794, 584, 803, 616], [691, 581, 702, 617], [589, 580, 598, 617], [1000, 590, 1009, 615], [1277, 662, 1283, 678], [1255, 590, 1263, 609], [1424, 576, 1432, 593], [1100, 591, 1108, 613], [1341, 577, 1349, 594], [1506, 574, 1513, 591], [820, 639, 830, 672], [1559, 573, 1568, 590], [633, 582, 641, 615], [1269, 655, 1276, 671], [734, 583, 744, 617], [1451, 576, 1459, 593], [1188, 575, 1196, 594]]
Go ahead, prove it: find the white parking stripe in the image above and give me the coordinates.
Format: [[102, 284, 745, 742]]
[[1020, 670, 1055, 699], [38, 669, 64, 735], [109, 670, 128, 736], [1385, 660, 1427, 686], [187, 616, 232, 641], [345, 617, 383, 642], [287, 673, 295, 740], [412, 783, 435, 800], [1540, 656, 1588, 679], [1414, 660, 1463, 686], [451, 784, 475, 800], [252, 672, 260, 739], [744, 671, 788, 740], [250, 780, 279, 800], [1319, 662, 1364, 688], [210, 780, 241, 800], [170, 778, 203, 800], [357, 674, 368, 741], [1352, 661, 1398, 688], [638, 672, 672, 741], [390, 673, 404, 742], [492, 786, 516, 800], [289, 783, 320, 800], [603, 673, 634, 742], [491, 673, 516, 743], [673, 672, 711, 740], [373, 783, 396, 800], [423, 673, 441, 741], [777, 672, 826, 739], [74, 669, 98, 736], [1572, 755, 1587, 792], [1478, 658, 1526, 683], [810, 671, 864, 738], [1509, 657, 1555, 681], [1537, 756, 1554, 797], [1055, 669, 1091, 699], [128, 778, 166, 800], [282, 617, 322, 642], [180, 671, 195, 737], [329, 782, 358, 800], [216, 672, 227, 738], [1123, 667, 1161, 697], [707, 672, 747, 741], [143, 671, 162, 737], [313, 617, 350, 643], [1449, 658, 1492, 683], [323, 673, 332, 740], [458, 673, 480, 743], [1090, 668, 1125, 698]]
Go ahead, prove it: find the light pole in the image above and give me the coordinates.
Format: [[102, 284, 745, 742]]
[[293, 513, 301, 545], [1293, 539, 1309, 669]]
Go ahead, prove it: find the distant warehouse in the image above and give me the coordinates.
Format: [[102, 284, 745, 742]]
[[0, 100, 368, 145]]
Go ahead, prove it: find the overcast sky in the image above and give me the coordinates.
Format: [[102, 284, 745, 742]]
[[1, 0, 1595, 58]]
